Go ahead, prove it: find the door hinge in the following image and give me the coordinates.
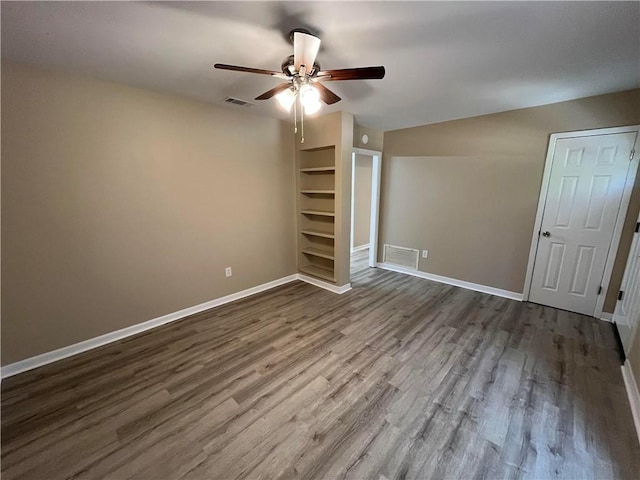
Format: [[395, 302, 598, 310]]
[[598, 286, 602, 295], [636, 222, 640, 233], [631, 149, 635, 161], [618, 290, 624, 301]]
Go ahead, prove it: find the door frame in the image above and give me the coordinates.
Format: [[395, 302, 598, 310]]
[[351, 148, 382, 268], [522, 125, 640, 319], [613, 208, 640, 355]]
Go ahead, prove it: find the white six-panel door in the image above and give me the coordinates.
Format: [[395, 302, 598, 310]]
[[529, 132, 637, 315]]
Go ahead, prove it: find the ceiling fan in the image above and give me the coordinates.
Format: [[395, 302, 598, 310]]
[[214, 29, 385, 140]]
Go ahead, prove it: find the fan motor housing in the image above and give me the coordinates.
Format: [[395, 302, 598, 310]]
[[281, 55, 320, 77]]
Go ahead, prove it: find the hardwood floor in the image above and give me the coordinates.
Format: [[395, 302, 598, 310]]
[[350, 247, 370, 276], [2, 256, 639, 479]]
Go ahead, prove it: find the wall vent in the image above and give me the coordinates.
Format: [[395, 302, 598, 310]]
[[223, 96, 255, 107], [383, 244, 419, 270]]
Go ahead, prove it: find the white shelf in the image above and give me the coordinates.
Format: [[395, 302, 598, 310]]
[[301, 229, 335, 239], [300, 209, 335, 217], [300, 189, 335, 195], [301, 248, 335, 260], [299, 264, 336, 282], [300, 166, 336, 173]]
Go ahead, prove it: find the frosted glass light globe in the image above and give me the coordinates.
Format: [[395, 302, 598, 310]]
[[300, 84, 320, 106], [276, 88, 295, 112]]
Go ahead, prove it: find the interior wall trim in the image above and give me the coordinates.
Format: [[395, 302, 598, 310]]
[[621, 360, 640, 447], [599, 312, 613, 323], [376, 262, 524, 301], [297, 274, 352, 294], [2, 274, 307, 379], [351, 244, 370, 253]]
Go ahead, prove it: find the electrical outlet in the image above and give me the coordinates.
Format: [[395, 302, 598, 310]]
[[225, 267, 232, 277], [422, 250, 429, 259]]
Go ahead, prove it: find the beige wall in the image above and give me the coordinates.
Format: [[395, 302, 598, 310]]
[[381, 154, 534, 291], [4, 61, 640, 392], [353, 123, 383, 152], [382, 89, 640, 306], [353, 155, 373, 248], [1, 63, 297, 365]]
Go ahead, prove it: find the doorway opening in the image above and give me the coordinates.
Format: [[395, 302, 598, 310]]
[[350, 148, 382, 279]]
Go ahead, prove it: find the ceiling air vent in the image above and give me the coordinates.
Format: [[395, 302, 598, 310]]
[[383, 244, 419, 270], [223, 96, 254, 107]]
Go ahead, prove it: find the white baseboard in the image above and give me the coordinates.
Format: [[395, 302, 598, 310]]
[[0, 272, 355, 379], [599, 312, 613, 323], [621, 360, 640, 447], [376, 262, 523, 301], [298, 274, 351, 294], [2, 274, 302, 379], [351, 244, 370, 253]]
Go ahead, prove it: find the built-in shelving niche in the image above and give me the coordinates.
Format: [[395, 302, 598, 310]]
[[298, 146, 336, 282]]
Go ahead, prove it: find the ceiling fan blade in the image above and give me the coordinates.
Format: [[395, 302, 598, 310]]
[[214, 63, 288, 79], [293, 31, 321, 73], [255, 83, 292, 100], [315, 82, 341, 105], [316, 66, 386, 81]]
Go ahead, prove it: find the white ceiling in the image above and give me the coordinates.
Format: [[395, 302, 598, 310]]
[[2, 1, 639, 131]]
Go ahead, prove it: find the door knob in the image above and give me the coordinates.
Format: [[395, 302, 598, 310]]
[[542, 231, 551, 237]]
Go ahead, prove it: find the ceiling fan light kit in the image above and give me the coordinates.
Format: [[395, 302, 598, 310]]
[[214, 29, 385, 143], [275, 87, 295, 112], [299, 84, 321, 112]]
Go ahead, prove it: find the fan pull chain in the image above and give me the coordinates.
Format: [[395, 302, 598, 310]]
[[301, 101, 305, 144]]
